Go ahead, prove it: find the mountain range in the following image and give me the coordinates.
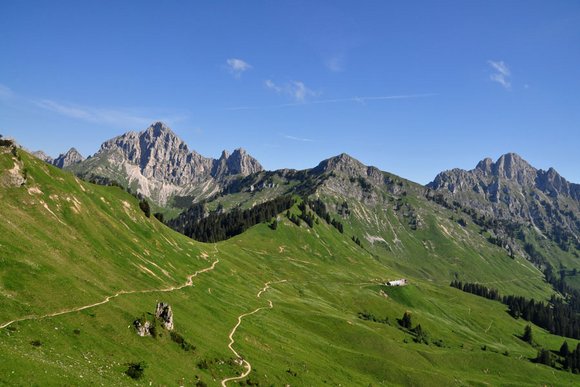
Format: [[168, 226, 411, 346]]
[[2, 123, 580, 385], [38, 122, 580, 260]]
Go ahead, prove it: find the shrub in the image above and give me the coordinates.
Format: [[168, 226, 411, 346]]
[[170, 331, 195, 352], [197, 359, 209, 369], [398, 312, 412, 329], [125, 361, 146, 380], [139, 199, 151, 218], [30, 340, 42, 347]]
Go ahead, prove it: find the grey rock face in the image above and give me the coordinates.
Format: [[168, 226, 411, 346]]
[[429, 152, 579, 202], [428, 152, 580, 247], [155, 302, 174, 331], [314, 153, 385, 185], [70, 121, 263, 206], [53, 148, 85, 169], [32, 148, 84, 168], [133, 319, 151, 337], [312, 153, 400, 208]]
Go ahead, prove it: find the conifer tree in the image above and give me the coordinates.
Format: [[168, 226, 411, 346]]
[[522, 324, 533, 344]]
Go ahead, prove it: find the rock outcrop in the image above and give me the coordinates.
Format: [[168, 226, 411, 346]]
[[133, 302, 174, 336], [0, 146, 27, 187], [155, 302, 174, 331], [133, 319, 152, 337]]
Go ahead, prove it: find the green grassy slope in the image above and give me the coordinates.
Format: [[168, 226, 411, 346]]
[[0, 149, 212, 321], [0, 148, 578, 385]]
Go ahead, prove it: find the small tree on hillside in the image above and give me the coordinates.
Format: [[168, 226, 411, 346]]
[[534, 348, 553, 367], [560, 341, 570, 357], [522, 324, 533, 344], [399, 312, 413, 329]]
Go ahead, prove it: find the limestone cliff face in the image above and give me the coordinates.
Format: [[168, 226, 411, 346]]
[[428, 152, 580, 246], [98, 123, 215, 186], [69, 122, 263, 206]]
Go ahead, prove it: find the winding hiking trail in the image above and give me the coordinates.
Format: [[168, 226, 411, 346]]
[[220, 280, 286, 387], [0, 246, 220, 330]]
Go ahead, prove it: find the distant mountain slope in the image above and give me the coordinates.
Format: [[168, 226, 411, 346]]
[[67, 122, 262, 207], [428, 153, 580, 246], [428, 152, 580, 288]]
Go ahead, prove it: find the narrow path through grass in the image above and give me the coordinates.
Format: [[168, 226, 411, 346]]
[[220, 280, 286, 387], [0, 245, 220, 330]]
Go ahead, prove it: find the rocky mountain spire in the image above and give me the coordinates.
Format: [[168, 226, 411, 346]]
[[223, 148, 263, 176]]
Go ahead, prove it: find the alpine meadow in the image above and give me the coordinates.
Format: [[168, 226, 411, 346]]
[[1, 2, 580, 386]]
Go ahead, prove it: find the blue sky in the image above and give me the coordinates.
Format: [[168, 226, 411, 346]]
[[1, 1, 579, 184]]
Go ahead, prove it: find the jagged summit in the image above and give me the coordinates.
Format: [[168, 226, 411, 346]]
[[53, 148, 85, 169], [69, 122, 263, 206], [32, 147, 85, 169], [148, 121, 172, 134], [428, 152, 580, 253], [430, 152, 538, 191], [429, 152, 580, 201]]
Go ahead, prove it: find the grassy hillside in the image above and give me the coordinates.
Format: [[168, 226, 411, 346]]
[[1, 147, 579, 385]]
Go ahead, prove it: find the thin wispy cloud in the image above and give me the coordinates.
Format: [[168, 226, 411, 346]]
[[0, 84, 183, 128], [226, 58, 252, 78], [265, 79, 318, 102], [226, 93, 436, 111], [35, 99, 182, 127], [488, 60, 511, 89], [283, 134, 314, 142]]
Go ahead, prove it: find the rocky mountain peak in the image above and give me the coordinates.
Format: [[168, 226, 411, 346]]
[[475, 157, 493, 174], [142, 122, 182, 146], [314, 153, 384, 184], [491, 152, 536, 183], [148, 121, 172, 135], [53, 148, 85, 169], [71, 122, 263, 206], [219, 150, 230, 160], [432, 153, 539, 193], [315, 153, 364, 173], [218, 147, 262, 177]]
